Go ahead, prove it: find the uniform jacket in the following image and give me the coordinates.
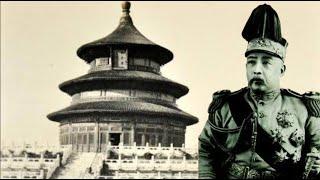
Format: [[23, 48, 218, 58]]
[[198, 87, 320, 179]]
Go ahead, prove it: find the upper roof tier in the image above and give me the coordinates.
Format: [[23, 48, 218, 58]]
[[77, 1, 173, 65]]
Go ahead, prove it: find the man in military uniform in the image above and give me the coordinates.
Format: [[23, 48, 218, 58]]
[[198, 4, 320, 179]]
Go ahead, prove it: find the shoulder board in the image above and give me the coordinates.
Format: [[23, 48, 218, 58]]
[[229, 87, 248, 96], [208, 90, 231, 113], [303, 91, 320, 117], [281, 88, 303, 98], [208, 88, 248, 113]]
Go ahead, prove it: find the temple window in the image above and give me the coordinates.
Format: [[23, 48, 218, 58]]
[[73, 89, 177, 105], [78, 134, 82, 144], [150, 134, 156, 146], [136, 134, 142, 145], [79, 127, 86, 132], [145, 134, 150, 145], [100, 127, 108, 131], [158, 135, 162, 144], [146, 128, 155, 133], [88, 126, 95, 131], [96, 57, 110, 67], [72, 127, 78, 132], [100, 133, 107, 144], [89, 133, 94, 144], [83, 134, 87, 144], [123, 132, 130, 145], [113, 49, 128, 70], [72, 134, 77, 144]]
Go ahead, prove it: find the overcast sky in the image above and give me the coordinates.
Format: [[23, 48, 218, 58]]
[[1, 1, 320, 148]]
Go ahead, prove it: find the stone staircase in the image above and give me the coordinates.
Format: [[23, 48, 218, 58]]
[[51, 152, 97, 179], [82, 153, 104, 179]]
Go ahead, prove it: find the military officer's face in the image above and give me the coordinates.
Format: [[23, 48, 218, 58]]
[[246, 52, 286, 93]]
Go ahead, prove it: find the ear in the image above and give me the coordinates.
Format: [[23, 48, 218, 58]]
[[280, 64, 286, 76]]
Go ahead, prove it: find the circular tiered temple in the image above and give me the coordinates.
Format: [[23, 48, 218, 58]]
[[47, 2, 198, 152]]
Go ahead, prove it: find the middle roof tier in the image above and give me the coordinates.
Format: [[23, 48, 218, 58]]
[[59, 70, 189, 98]]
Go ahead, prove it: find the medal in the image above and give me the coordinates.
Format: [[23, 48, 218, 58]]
[[274, 149, 289, 163], [271, 128, 285, 144], [289, 129, 305, 147], [276, 110, 294, 128], [292, 150, 301, 163]]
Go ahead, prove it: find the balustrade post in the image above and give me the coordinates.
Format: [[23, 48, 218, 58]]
[[135, 155, 138, 171], [40, 152, 44, 164], [151, 155, 155, 170], [19, 169, 23, 179], [106, 141, 111, 159], [167, 155, 171, 171], [136, 171, 140, 179], [24, 152, 28, 160], [115, 171, 119, 178], [57, 153, 61, 167], [157, 143, 161, 154], [146, 142, 149, 153], [133, 142, 136, 153], [119, 142, 123, 155], [40, 168, 45, 179], [118, 151, 121, 170], [183, 155, 186, 171]]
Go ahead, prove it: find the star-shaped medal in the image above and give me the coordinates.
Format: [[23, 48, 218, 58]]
[[274, 149, 289, 163]]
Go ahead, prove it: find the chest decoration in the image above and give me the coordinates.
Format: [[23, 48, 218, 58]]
[[258, 112, 265, 118], [270, 128, 285, 144], [276, 110, 294, 128], [292, 150, 301, 163], [273, 149, 289, 163], [289, 129, 305, 147]]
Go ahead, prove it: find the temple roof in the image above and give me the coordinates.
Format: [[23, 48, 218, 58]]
[[47, 101, 198, 125], [59, 70, 189, 98], [77, 1, 173, 65]]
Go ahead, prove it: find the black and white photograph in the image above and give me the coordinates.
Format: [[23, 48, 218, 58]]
[[1, 1, 320, 179]]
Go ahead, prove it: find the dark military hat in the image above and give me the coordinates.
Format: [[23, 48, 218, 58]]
[[242, 4, 288, 60]]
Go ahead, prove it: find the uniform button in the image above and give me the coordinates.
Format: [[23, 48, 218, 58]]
[[258, 112, 265, 118], [253, 112, 258, 118]]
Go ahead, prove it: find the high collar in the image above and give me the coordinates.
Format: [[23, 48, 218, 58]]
[[249, 88, 281, 103]]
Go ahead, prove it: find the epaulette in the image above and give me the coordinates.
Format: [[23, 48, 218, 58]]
[[281, 88, 303, 98], [303, 91, 320, 117], [282, 89, 320, 117], [208, 90, 231, 113], [208, 88, 249, 113]]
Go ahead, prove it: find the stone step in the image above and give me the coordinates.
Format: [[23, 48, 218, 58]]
[[51, 152, 97, 179]]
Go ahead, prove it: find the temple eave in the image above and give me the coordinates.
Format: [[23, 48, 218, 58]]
[[58, 71, 189, 98], [77, 43, 173, 65], [48, 109, 198, 125], [47, 101, 198, 125]]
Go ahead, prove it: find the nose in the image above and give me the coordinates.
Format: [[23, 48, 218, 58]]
[[253, 63, 262, 75]]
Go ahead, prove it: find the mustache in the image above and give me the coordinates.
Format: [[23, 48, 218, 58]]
[[249, 77, 265, 85]]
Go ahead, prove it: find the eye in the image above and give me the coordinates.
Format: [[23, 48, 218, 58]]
[[262, 61, 271, 65], [247, 60, 255, 65]]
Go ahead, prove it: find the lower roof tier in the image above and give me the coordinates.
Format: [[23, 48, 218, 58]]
[[47, 101, 198, 126], [59, 70, 188, 98]]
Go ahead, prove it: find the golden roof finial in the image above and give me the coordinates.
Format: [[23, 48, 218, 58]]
[[122, 1, 131, 14]]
